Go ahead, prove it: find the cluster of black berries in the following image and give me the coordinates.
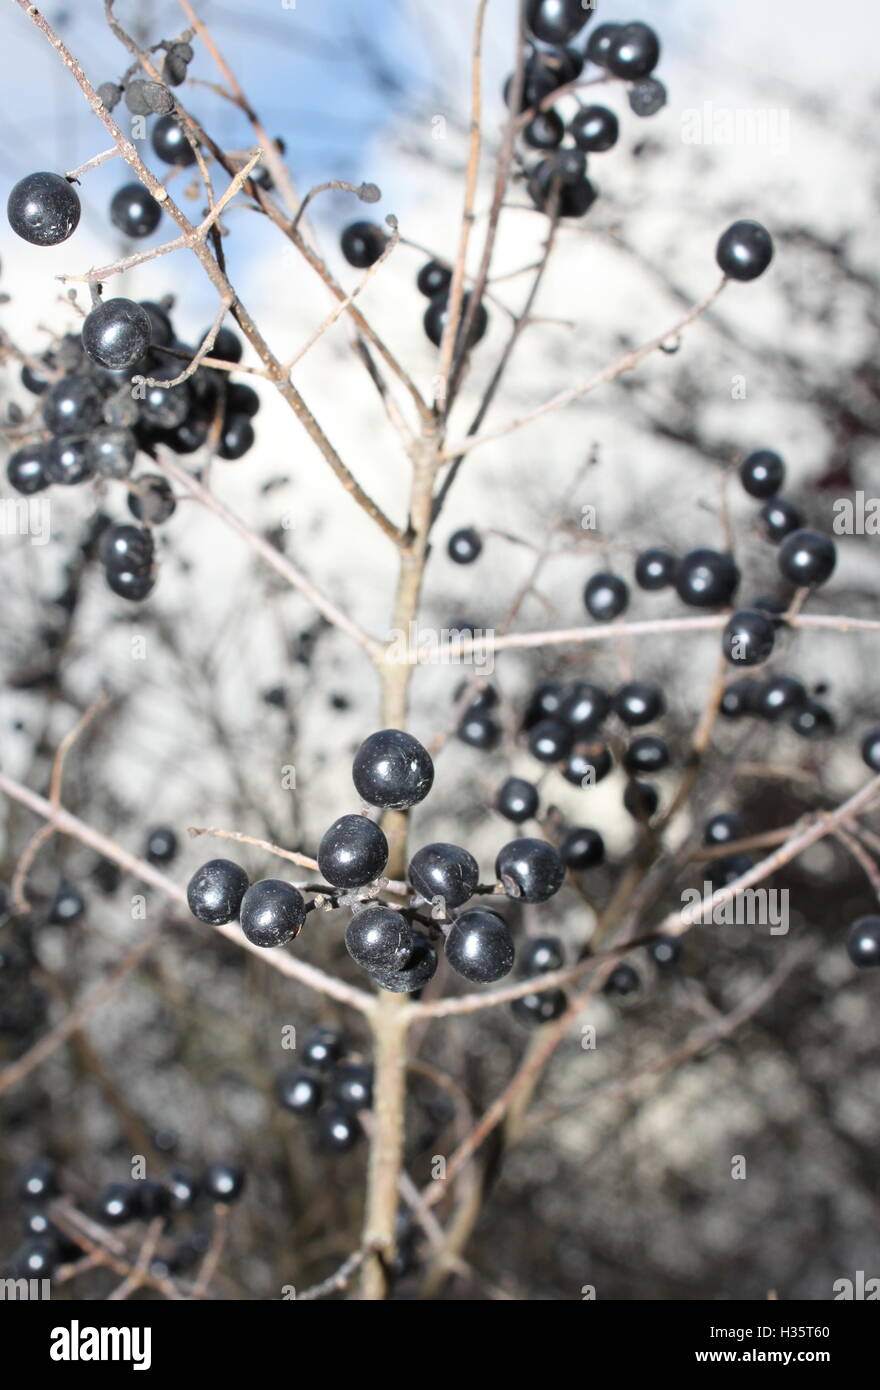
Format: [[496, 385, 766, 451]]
[[275, 1026, 373, 1154], [339, 222, 491, 352], [456, 670, 668, 828], [188, 729, 575, 993], [5, 1154, 243, 1283], [507, 5, 667, 224], [5, 250, 259, 600]]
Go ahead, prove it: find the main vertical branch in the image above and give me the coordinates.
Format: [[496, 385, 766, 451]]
[[360, 429, 440, 1299]]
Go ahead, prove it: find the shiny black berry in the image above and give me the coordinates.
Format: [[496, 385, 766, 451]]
[[528, 717, 573, 763], [316, 1105, 361, 1153], [650, 936, 681, 967], [560, 825, 604, 870], [97, 1182, 138, 1225], [99, 523, 154, 574], [409, 842, 479, 911], [777, 529, 836, 588], [563, 742, 612, 786], [341, 221, 386, 268], [152, 115, 196, 166], [757, 675, 807, 720], [345, 905, 414, 973], [861, 727, 880, 773], [846, 916, 880, 968], [8, 172, 81, 246], [43, 373, 103, 435], [44, 438, 93, 486], [495, 776, 539, 824], [8, 443, 49, 494], [204, 1161, 245, 1203], [49, 880, 85, 925], [716, 220, 774, 281], [457, 708, 502, 751], [524, 108, 565, 150], [276, 1068, 323, 1115], [760, 497, 802, 543], [330, 1063, 373, 1111], [416, 260, 451, 298], [19, 1159, 58, 1203], [606, 23, 660, 80], [511, 987, 567, 1025], [570, 104, 619, 153], [352, 729, 434, 810], [526, 0, 590, 45], [303, 1026, 344, 1070], [448, 527, 482, 564], [722, 609, 776, 666], [739, 449, 784, 499], [604, 962, 640, 995], [522, 936, 565, 974], [318, 814, 388, 889], [790, 700, 834, 739], [523, 679, 566, 727], [613, 681, 665, 727], [586, 23, 622, 68], [560, 682, 610, 734], [146, 826, 177, 864], [110, 183, 162, 238], [496, 838, 565, 903], [424, 292, 489, 349], [675, 548, 740, 608], [584, 572, 629, 621], [704, 812, 744, 846], [105, 566, 156, 602], [635, 549, 676, 590], [623, 735, 670, 775], [218, 414, 255, 461], [445, 909, 514, 984], [239, 879, 305, 947]]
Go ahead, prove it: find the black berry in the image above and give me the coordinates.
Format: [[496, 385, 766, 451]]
[[716, 220, 774, 281], [276, 1068, 323, 1115], [722, 609, 776, 666], [846, 916, 880, 968], [352, 729, 434, 810], [560, 826, 604, 870], [341, 221, 386, 268], [318, 814, 388, 889], [110, 183, 162, 238], [739, 449, 785, 499], [8, 172, 81, 246], [675, 548, 740, 608], [494, 776, 539, 824], [448, 527, 482, 564], [584, 572, 629, 621], [239, 879, 305, 947], [613, 681, 665, 727], [496, 838, 565, 903], [409, 842, 479, 911], [445, 909, 514, 984], [345, 905, 414, 973], [777, 529, 836, 588]]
